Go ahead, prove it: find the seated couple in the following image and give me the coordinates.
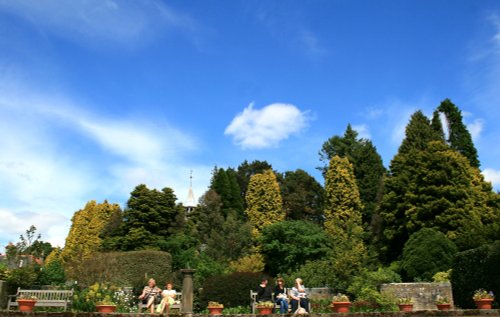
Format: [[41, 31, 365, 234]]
[[139, 278, 177, 314], [257, 277, 309, 314]]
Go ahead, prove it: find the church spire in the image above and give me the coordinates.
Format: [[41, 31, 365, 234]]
[[185, 170, 197, 213]]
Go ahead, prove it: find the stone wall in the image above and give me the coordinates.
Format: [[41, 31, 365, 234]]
[[381, 283, 454, 310]]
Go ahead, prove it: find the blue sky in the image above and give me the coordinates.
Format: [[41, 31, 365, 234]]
[[1, 0, 500, 249]]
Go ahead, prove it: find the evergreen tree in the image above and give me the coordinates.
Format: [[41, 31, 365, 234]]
[[210, 168, 244, 218], [322, 155, 367, 289], [236, 160, 273, 205], [280, 169, 325, 222], [245, 169, 284, 238], [319, 124, 386, 226], [398, 111, 443, 154], [119, 184, 184, 250], [60, 200, 121, 278], [381, 137, 496, 261], [436, 99, 480, 167]]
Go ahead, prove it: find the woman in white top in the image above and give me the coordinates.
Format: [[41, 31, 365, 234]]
[[290, 278, 309, 313], [156, 282, 177, 315]]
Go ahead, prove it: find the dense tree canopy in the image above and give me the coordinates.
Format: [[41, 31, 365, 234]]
[[320, 124, 385, 227], [245, 169, 284, 238], [380, 111, 497, 261], [280, 169, 325, 223], [259, 220, 331, 276]]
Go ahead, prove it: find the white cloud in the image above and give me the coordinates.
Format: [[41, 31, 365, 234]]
[[467, 118, 484, 141], [0, 82, 211, 250], [225, 103, 311, 149], [352, 124, 371, 140], [298, 29, 327, 58], [482, 168, 500, 188], [0, 0, 198, 48]]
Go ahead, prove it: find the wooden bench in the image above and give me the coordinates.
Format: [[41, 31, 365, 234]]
[[138, 292, 182, 312], [250, 290, 281, 314], [7, 288, 74, 311]]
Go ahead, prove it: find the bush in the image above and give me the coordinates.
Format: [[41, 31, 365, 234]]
[[77, 250, 172, 291], [451, 240, 500, 308], [400, 228, 457, 281], [38, 259, 66, 286], [347, 267, 401, 298], [351, 288, 398, 312], [199, 272, 262, 308], [6, 265, 38, 293]]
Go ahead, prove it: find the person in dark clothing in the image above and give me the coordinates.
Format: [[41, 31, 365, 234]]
[[274, 277, 289, 314], [256, 276, 273, 302]]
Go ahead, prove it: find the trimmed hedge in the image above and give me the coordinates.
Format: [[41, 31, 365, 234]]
[[199, 272, 263, 308], [77, 250, 172, 291], [451, 240, 500, 308]]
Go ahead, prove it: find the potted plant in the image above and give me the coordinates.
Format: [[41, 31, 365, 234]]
[[473, 289, 494, 310], [95, 295, 117, 313], [17, 294, 37, 312], [435, 295, 452, 310], [207, 301, 224, 315], [332, 293, 351, 313], [397, 297, 413, 312], [256, 301, 274, 315]]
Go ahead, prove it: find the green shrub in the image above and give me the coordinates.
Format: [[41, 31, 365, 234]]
[[77, 250, 172, 291], [351, 287, 398, 312], [6, 265, 38, 293], [400, 228, 458, 281], [38, 259, 66, 286], [199, 272, 262, 308], [348, 267, 401, 297], [451, 240, 500, 308]]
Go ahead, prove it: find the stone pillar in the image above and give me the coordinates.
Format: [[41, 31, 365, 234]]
[[0, 280, 7, 309], [180, 269, 196, 316]]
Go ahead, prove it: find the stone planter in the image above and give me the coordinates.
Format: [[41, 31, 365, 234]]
[[332, 301, 351, 313], [475, 298, 494, 310], [17, 299, 37, 312], [95, 304, 117, 313], [398, 304, 413, 312]]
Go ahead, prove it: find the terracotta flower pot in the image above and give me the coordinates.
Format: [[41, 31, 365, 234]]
[[96, 304, 117, 313], [208, 307, 224, 315], [332, 301, 351, 313], [436, 303, 452, 310], [398, 304, 413, 312], [257, 307, 273, 315], [475, 299, 494, 310], [17, 299, 37, 312]]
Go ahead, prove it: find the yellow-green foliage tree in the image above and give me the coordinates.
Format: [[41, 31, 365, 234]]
[[323, 156, 367, 288], [60, 200, 121, 279], [245, 169, 284, 238]]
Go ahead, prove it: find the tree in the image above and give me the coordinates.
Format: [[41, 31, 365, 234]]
[[436, 99, 480, 167], [322, 156, 367, 289], [259, 220, 331, 276], [319, 124, 386, 227], [118, 184, 185, 250], [210, 168, 244, 218], [380, 133, 496, 261], [400, 228, 458, 281], [245, 169, 284, 238], [61, 200, 121, 278], [236, 160, 273, 205], [280, 169, 325, 223], [397, 111, 443, 154]]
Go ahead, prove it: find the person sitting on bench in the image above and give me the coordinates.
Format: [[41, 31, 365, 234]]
[[139, 278, 161, 313]]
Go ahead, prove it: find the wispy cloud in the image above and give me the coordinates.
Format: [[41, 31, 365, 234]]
[[467, 118, 484, 141], [482, 168, 500, 189], [0, 82, 211, 248], [352, 124, 371, 140], [297, 29, 327, 58], [225, 102, 311, 149], [0, 0, 199, 48]]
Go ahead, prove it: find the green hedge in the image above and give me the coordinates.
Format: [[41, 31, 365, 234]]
[[77, 250, 172, 291], [450, 240, 500, 308], [199, 272, 263, 308]]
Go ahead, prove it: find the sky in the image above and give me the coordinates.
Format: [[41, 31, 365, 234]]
[[1, 0, 500, 250]]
